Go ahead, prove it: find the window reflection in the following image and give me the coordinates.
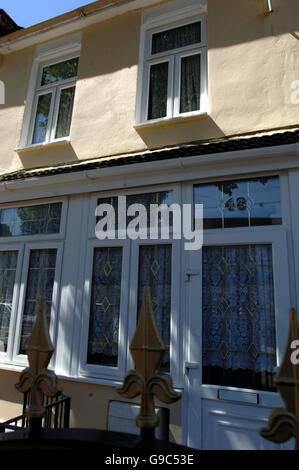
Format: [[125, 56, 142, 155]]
[[194, 176, 282, 229]]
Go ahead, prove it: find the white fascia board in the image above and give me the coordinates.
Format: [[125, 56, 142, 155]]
[[0, 0, 167, 55], [0, 143, 298, 204]]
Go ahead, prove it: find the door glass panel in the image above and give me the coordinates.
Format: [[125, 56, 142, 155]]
[[194, 176, 282, 229], [148, 62, 168, 120], [0, 203, 62, 237], [0, 251, 18, 352], [55, 86, 75, 139], [87, 247, 123, 367], [202, 244, 276, 391], [180, 54, 201, 113], [20, 249, 57, 354], [138, 245, 172, 371], [32, 93, 52, 144], [152, 22, 201, 54]]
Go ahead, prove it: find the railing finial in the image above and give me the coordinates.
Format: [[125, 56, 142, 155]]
[[15, 298, 60, 427], [117, 287, 181, 437], [260, 308, 299, 449]]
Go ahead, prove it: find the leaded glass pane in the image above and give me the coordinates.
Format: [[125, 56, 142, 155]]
[[0, 203, 62, 237], [0, 251, 18, 352], [202, 244, 276, 391], [41, 57, 79, 86], [194, 176, 282, 229], [55, 86, 75, 139], [97, 191, 174, 235], [19, 248, 57, 354], [180, 54, 201, 113], [138, 245, 172, 371], [87, 247, 123, 366], [32, 93, 52, 144], [148, 62, 168, 120], [152, 22, 201, 54]]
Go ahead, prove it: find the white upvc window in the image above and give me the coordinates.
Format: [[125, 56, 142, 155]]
[[0, 198, 66, 366], [20, 34, 81, 149], [77, 186, 182, 386], [136, 5, 207, 125]]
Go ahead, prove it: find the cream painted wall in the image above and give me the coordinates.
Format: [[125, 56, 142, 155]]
[[0, 370, 181, 443], [0, 0, 298, 172]]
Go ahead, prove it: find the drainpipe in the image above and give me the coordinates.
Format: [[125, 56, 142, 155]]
[[267, 0, 273, 13]]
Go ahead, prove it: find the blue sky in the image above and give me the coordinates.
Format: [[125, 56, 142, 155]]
[[1, 0, 95, 28]]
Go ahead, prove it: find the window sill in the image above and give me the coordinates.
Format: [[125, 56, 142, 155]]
[[134, 111, 208, 130], [15, 138, 71, 153]]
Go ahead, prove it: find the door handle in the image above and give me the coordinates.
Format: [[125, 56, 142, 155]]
[[184, 361, 199, 371]]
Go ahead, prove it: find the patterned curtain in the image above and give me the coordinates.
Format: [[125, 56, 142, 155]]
[[202, 244, 276, 390], [88, 247, 122, 366], [20, 249, 57, 354], [138, 245, 172, 371], [148, 62, 168, 120], [152, 22, 201, 54], [180, 54, 201, 113]]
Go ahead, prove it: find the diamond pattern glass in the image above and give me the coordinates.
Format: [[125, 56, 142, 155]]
[[87, 247, 123, 367], [138, 245, 172, 371], [202, 244, 277, 391]]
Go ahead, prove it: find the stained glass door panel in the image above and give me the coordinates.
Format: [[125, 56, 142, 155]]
[[202, 244, 276, 391]]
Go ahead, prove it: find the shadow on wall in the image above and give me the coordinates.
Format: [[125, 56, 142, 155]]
[[135, 117, 225, 151]]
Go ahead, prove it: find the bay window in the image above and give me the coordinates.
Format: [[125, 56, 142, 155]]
[[0, 200, 65, 364], [194, 175, 286, 392], [79, 188, 180, 383]]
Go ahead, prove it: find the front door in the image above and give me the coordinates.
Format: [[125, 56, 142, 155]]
[[183, 228, 294, 450]]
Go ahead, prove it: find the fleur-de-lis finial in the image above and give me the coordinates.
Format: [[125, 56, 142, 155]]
[[117, 287, 181, 436], [259, 308, 299, 449], [15, 298, 60, 424]]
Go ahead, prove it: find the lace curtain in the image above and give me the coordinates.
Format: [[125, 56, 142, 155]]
[[202, 244, 276, 390]]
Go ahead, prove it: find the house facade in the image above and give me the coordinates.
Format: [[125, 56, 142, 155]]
[[0, 0, 298, 450]]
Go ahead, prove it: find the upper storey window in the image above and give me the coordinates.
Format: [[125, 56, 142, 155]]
[[31, 57, 79, 145], [20, 34, 81, 149], [136, 1, 207, 125]]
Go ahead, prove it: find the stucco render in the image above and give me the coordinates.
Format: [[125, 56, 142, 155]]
[[0, 370, 181, 443], [0, 0, 298, 174]]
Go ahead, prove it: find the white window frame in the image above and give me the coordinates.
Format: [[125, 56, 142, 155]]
[[0, 197, 67, 368], [12, 240, 64, 367], [19, 34, 81, 150], [136, 7, 207, 126], [79, 238, 131, 380], [77, 184, 182, 385], [0, 244, 24, 364], [127, 238, 181, 386], [183, 173, 291, 400]]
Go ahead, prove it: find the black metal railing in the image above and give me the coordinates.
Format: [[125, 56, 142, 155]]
[[0, 392, 71, 433]]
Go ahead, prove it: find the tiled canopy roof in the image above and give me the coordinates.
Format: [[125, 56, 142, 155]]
[[1, 128, 298, 183]]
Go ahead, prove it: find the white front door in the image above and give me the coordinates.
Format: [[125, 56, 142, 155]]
[[183, 228, 294, 450]]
